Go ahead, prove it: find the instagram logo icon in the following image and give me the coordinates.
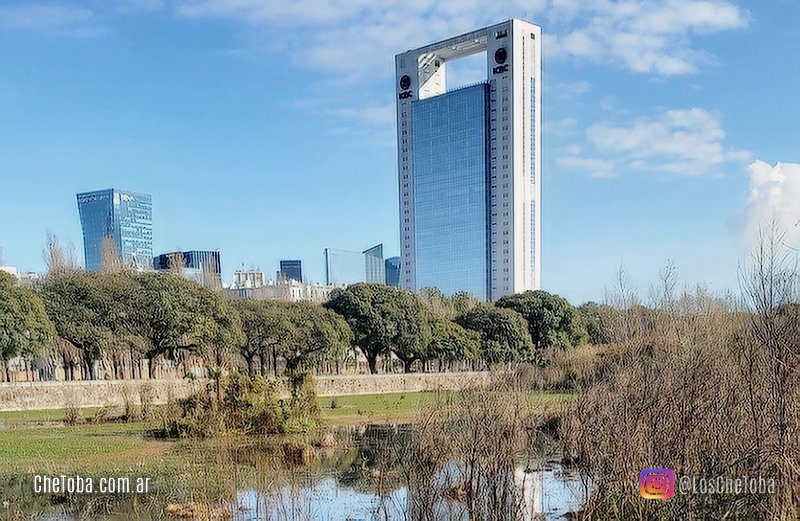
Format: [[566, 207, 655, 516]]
[[639, 468, 675, 499]]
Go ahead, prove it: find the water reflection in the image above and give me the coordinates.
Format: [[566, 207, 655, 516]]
[[4, 425, 589, 520], [232, 463, 587, 521]]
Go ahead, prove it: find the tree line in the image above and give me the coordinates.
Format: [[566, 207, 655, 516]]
[[0, 266, 596, 381]]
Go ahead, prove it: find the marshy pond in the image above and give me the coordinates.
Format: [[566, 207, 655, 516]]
[[4, 425, 589, 520]]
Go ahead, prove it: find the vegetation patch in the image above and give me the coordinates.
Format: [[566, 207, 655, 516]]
[[156, 372, 320, 438]]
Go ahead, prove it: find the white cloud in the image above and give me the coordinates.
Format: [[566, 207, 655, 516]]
[[559, 107, 750, 177], [557, 156, 616, 178], [546, 116, 578, 136], [330, 104, 395, 126], [115, 0, 166, 13], [554, 80, 592, 98], [0, 4, 108, 37], [736, 160, 800, 247], [175, 0, 746, 80], [546, 0, 748, 75]]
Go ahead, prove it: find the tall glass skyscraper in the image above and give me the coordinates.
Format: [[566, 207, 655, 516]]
[[412, 84, 490, 298], [77, 189, 152, 271], [395, 19, 542, 300]]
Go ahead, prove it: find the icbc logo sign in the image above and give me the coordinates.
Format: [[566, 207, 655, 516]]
[[493, 47, 508, 75], [398, 75, 413, 100]]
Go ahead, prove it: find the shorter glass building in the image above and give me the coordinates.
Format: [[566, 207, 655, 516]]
[[278, 260, 303, 282], [385, 256, 401, 287], [154, 250, 221, 287], [363, 244, 385, 284], [77, 189, 152, 271], [324, 244, 385, 286]]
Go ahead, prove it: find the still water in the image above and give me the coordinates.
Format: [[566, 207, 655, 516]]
[[233, 462, 588, 520], [8, 425, 589, 520]]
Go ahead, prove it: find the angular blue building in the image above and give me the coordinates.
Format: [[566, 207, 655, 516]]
[[77, 188, 152, 271]]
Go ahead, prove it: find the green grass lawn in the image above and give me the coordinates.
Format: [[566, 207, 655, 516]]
[[0, 391, 575, 475], [0, 421, 166, 475], [318, 390, 575, 424], [0, 407, 103, 427], [319, 391, 443, 424]]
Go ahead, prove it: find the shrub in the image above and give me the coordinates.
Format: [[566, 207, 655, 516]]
[[157, 372, 319, 438], [139, 383, 154, 421], [64, 402, 84, 426]]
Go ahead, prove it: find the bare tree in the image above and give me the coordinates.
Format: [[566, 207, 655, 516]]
[[43, 232, 77, 273]]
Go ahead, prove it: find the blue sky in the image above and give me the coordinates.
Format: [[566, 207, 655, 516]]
[[1, 0, 799, 304]]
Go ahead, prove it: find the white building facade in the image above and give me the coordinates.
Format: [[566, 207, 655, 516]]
[[395, 19, 542, 301]]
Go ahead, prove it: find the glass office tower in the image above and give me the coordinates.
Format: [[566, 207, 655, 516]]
[[412, 84, 490, 299], [77, 189, 152, 271], [395, 19, 542, 300]]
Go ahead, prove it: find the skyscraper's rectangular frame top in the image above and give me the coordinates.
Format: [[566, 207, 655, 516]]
[[395, 19, 542, 300]]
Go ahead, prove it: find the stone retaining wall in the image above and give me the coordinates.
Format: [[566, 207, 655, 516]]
[[0, 372, 494, 412]]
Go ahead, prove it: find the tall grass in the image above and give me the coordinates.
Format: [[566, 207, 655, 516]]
[[562, 229, 800, 519]]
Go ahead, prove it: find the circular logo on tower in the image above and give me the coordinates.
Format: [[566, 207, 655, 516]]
[[399, 75, 411, 90], [494, 47, 507, 64]]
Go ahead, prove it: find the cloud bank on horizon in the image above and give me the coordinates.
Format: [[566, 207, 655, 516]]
[[735, 161, 800, 249]]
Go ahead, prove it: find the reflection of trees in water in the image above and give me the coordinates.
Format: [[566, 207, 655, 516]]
[[393, 384, 552, 521], [5, 383, 563, 520], [337, 424, 410, 493], [329, 385, 553, 521], [0, 475, 167, 520]]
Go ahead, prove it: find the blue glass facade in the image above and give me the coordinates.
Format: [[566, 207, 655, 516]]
[[324, 248, 367, 286], [279, 260, 303, 282], [363, 244, 385, 283], [154, 250, 221, 286], [77, 189, 152, 271], [154, 250, 221, 275], [411, 84, 491, 300], [385, 256, 401, 287], [324, 244, 384, 286]]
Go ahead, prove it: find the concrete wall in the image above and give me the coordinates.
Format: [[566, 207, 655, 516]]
[[0, 372, 493, 412], [314, 372, 492, 397], [0, 379, 205, 412]]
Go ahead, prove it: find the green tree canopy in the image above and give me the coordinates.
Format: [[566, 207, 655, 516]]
[[128, 272, 244, 377], [427, 315, 480, 364], [42, 270, 244, 379], [455, 304, 535, 364], [280, 301, 354, 374], [495, 290, 588, 351], [0, 272, 55, 381], [232, 299, 291, 375], [324, 283, 431, 373], [235, 299, 354, 376], [577, 301, 614, 345], [40, 270, 114, 379], [451, 291, 480, 315]]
